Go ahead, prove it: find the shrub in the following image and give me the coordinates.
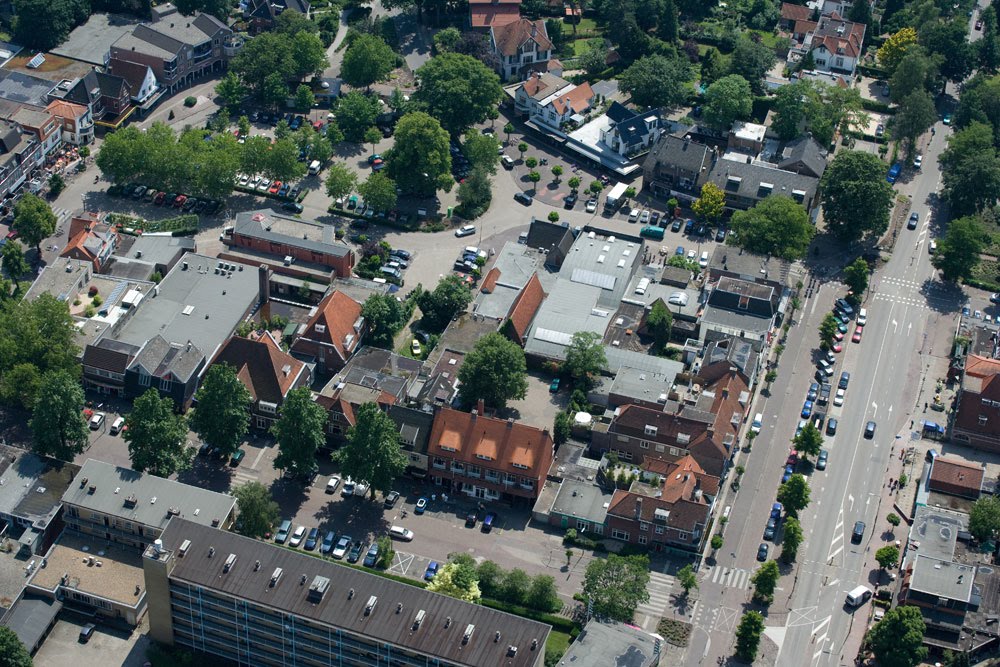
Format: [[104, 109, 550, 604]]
[[184, 96, 197, 107]]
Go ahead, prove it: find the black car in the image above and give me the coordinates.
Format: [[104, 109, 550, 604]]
[[514, 191, 533, 206], [757, 543, 769, 561], [764, 517, 777, 540], [363, 542, 380, 567], [826, 418, 838, 435], [304, 527, 319, 551], [864, 421, 876, 439], [282, 201, 304, 213], [715, 227, 727, 242], [839, 371, 850, 390], [650, 211, 661, 227], [347, 541, 364, 563], [383, 490, 400, 508], [696, 224, 707, 237], [671, 219, 682, 232], [907, 212, 919, 229], [816, 449, 828, 470], [465, 512, 477, 528], [851, 521, 865, 543], [390, 249, 412, 261], [564, 193, 577, 209], [79, 623, 96, 643]]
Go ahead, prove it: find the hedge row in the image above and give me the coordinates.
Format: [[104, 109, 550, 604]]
[[480, 598, 579, 634]]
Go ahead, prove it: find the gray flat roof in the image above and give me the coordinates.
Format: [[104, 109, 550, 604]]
[[701, 305, 772, 335], [0, 444, 78, 529], [0, 70, 55, 108], [551, 479, 612, 524], [110, 253, 260, 360], [120, 233, 194, 269], [524, 279, 606, 359], [473, 241, 548, 320], [62, 459, 235, 532], [1, 595, 61, 653], [51, 13, 141, 65], [910, 555, 976, 602], [155, 518, 550, 667], [234, 209, 351, 258], [559, 231, 643, 308], [558, 620, 661, 667], [610, 363, 681, 402], [907, 505, 969, 565]]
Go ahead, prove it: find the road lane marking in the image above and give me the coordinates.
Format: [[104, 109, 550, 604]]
[[828, 544, 844, 560]]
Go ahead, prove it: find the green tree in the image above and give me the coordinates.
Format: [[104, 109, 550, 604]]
[[735, 611, 766, 661], [581, 43, 610, 78], [711, 534, 724, 550], [463, 131, 500, 174], [703, 74, 753, 130], [433, 26, 461, 53], [261, 72, 291, 109], [271, 387, 326, 476], [553, 411, 571, 445], [215, 71, 246, 109], [887, 513, 901, 529], [677, 563, 698, 596], [658, 0, 678, 41], [124, 389, 192, 478], [188, 363, 251, 457], [526, 574, 560, 612], [339, 402, 407, 500], [325, 163, 358, 201], [417, 274, 472, 332], [876, 545, 900, 570], [238, 115, 251, 137], [364, 126, 383, 158], [358, 172, 398, 213], [294, 84, 315, 111], [0, 626, 32, 667], [563, 331, 606, 387], [700, 47, 726, 85], [843, 257, 870, 297], [819, 312, 839, 346], [771, 80, 809, 140], [457, 167, 492, 213], [48, 172, 65, 197], [865, 606, 928, 667], [387, 112, 453, 195], [793, 423, 824, 458], [969, 495, 1000, 542], [362, 293, 406, 348], [568, 175, 581, 191], [525, 157, 538, 169], [750, 559, 779, 604], [547, 211, 560, 223], [30, 369, 88, 461], [582, 554, 651, 623], [820, 151, 895, 242], [551, 164, 563, 183], [781, 517, 803, 562], [12, 193, 56, 253], [341, 34, 397, 90], [336, 91, 381, 142], [776, 474, 811, 517], [503, 121, 514, 144], [878, 27, 919, 73], [892, 89, 937, 155], [940, 122, 1000, 216], [0, 364, 40, 410], [289, 30, 329, 78], [12, 0, 87, 51], [933, 215, 986, 282], [692, 182, 725, 223], [0, 294, 79, 406], [727, 195, 814, 259], [414, 53, 503, 135], [731, 36, 776, 93], [1, 240, 29, 280], [890, 48, 937, 104], [527, 170, 541, 192], [263, 137, 307, 182], [427, 559, 481, 602], [457, 332, 528, 409], [233, 481, 281, 539], [646, 299, 673, 353], [502, 568, 531, 605], [618, 54, 691, 109]]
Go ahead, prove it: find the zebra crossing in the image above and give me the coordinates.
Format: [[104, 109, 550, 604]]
[[231, 468, 259, 488], [636, 571, 675, 623], [705, 564, 753, 590]]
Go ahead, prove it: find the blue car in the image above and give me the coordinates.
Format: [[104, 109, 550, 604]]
[[782, 465, 794, 483], [304, 527, 319, 551], [278, 183, 291, 198], [321, 530, 336, 555], [963, 306, 971, 317], [801, 400, 813, 419], [807, 382, 819, 401], [770, 502, 783, 520], [415, 497, 428, 514], [424, 561, 440, 581], [886, 163, 901, 183], [675, 246, 685, 256], [684, 219, 694, 234]]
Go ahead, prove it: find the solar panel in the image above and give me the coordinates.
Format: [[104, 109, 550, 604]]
[[570, 268, 615, 290], [533, 328, 573, 346], [26, 53, 45, 69]]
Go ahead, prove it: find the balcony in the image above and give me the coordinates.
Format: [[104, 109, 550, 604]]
[[223, 36, 244, 58]]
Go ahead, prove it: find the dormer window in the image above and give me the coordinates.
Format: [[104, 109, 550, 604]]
[[644, 425, 658, 436]]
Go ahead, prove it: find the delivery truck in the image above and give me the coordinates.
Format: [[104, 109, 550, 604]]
[[605, 182, 628, 210]]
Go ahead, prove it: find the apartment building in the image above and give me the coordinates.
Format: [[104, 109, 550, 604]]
[[144, 518, 549, 667]]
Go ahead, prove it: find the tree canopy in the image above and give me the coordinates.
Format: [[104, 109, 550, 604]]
[[414, 53, 503, 135], [727, 195, 814, 259], [735, 611, 765, 662], [865, 606, 928, 667], [124, 389, 192, 478], [878, 27, 919, 73], [427, 559, 482, 602], [271, 387, 326, 476], [771, 79, 867, 145], [234, 481, 281, 539], [968, 495, 1000, 542], [230, 31, 328, 104], [417, 275, 472, 332], [843, 257, 870, 297], [781, 517, 803, 562], [750, 559, 779, 604], [692, 182, 725, 224], [777, 474, 811, 517], [933, 216, 986, 282], [646, 300, 673, 353], [335, 91, 381, 142], [0, 294, 79, 409], [30, 370, 88, 461], [876, 545, 900, 570], [189, 363, 251, 456], [358, 172, 399, 213], [940, 122, 1000, 216], [341, 34, 397, 90], [362, 293, 407, 348], [820, 151, 895, 242], [582, 554, 651, 622], [563, 331, 607, 386], [325, 163, 359, 201], [703, 75, 753, 130], [387, 112, 453, 196], [731, 36, 776, 93], [339, 402, 408, 500], [457, 332, 529, 409], [13, 0, 88, 51], [892, 89, 937, 155], [0, 626, 32, 667], [13, 193, 56, 252], [792, 423, 824, 458], [618, 54, 692, 109]]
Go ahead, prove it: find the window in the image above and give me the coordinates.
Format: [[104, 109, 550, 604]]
[[451, 462, 465, 474], [577, 520, 589, 531], [139, 370, 151, 387], [432, 457, 446, 469], [644, 425, 658, 436], [611, 529, 630, 541], [159, 377, 172, 392], [476, 453, 493, 461], [640, 522, 650, 532], [726, 176, 742, 192], [655, 525, 665, 534], [677, 530, 690, 541], [669, 447, 680, 456], [613, 449, 633, 462], [617, 434, 629, 442], [638, 535, 648, 545], [512, 462, 530, 470], [486, 470, 499, 482], [467, 465, 481, 478], [640, 441, 649, 449], [440, 445, 457, 452]]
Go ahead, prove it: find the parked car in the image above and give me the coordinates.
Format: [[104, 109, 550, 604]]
[[770, 503, 783, 520], [289, 525, 306, 547], [275, 520, 292, 544], [182, 197, 198, 212], [826, 418, 838, 435], [415, 497, 428, 514], [383, 490, 400, 508], [757, 543, 769, 561], [564, 193, 578, 209], [764, 517, 777, 541], [332, 535, 351, 559], [347, 541, 364, 563], [304, 527, 319, 551], [455, 224, 476, 237], [389, 525, 414, 541], [154, 191, 166, 205], [326, 476, 340, 494], [852, 326, 863, 343], [79, 623, 96, 643], [363, 542, 380, 567], [465, 512, 478, 528], [549, 377, 560, 393], [816, 450, 829, 470], [321, 531, 336, 555], [482, 512, 497, 532], [424, 561, 440, 581], [671, 219, 682, 232], [514, 191, 533, 206], [282, 202, 303, 213]]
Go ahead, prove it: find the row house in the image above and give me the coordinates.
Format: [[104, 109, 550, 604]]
[[45, 99, 93, 145], [0, 121, 42, 199], [428, 404, 554, 504], [952, 354, 1000, 453], [59, 212, 120, 272], [289, 290, 364, 375], [605, 455, 718, 554], [106, 58, 160, 106], [9, 107, 61, 161]]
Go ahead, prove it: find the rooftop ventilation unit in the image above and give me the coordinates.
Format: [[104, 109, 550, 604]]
[[307, 575, 330, 602], [365, 595, 377, 616], [463, 624, 475, 645], [178, 540, 191, 557], [412, 610, 425, 630], [223, 554, 237, 573], [270, 568, 282, 587]]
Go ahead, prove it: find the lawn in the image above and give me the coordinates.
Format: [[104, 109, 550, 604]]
[[566, 37, 604, 57], [563, 16, 599, 34], [971, 258, 1000, 291], [749, 29, 780, 48], [546, 629, 573, 661]]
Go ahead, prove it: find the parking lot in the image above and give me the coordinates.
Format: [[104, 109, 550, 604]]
[[32, 616, 150, 667]]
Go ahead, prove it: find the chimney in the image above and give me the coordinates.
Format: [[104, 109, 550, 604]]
[[477, 399, 485, 415], [634, 497, 642, 520], [530, 22, 537, 38], [507, 417, 514, 429], [258, 265, 270, 304]]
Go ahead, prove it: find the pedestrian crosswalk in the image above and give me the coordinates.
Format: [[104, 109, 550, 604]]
[[231, 469, 259, 488], [636, 571, 675, 620], [705, 564, 752, 590]]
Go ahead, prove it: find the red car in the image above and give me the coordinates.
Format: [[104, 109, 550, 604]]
[[833, 330, 844, 341], [852, 326, 863, 343], [173, 194, 187, 208], [786, 450, 798, 466], [154, 191, 166, 205], [268, 181, 282, 195], [832, 342, 843, 353]]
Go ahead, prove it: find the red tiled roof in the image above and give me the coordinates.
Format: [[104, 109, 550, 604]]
[[611, 403, 730, 476], [507, 273, 546, 345], [607, 480, 712, 533], [481, 267, 501, 293], [550, 81, 594, 115], [294, 290, 362, 362], [471, 4, 520, 28], [46, 99, 89, 119], [653, 455, 720, 499], [929, 457, 984, 497], [781, 2, 813, 22], [793, 19, 818, 35], [811, 16, 865, 59], [966, 354, 1000, 382], [210, 333, 306, 405], [492, 19, 552, 57], [428, 407, 553, 478]]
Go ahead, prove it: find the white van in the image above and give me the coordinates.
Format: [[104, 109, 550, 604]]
[[110, 416, 126, 435], [308, 160, 322, 175], [751, 413, 763, 433], [857, 308, 867, 326], [846, 585, 872, 607]]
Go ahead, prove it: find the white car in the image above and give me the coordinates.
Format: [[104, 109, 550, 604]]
[[913, 154, 923, 169], [238, 174, 250, 186], [639, 210, 650, 224], [389, 526, 415, 541], [341, 479, 356, 497], [89, 412, 106, 430], [751, 412, 763, 433], [585, 199, 598, 213], [929, 240, 937, 254], [257, 179, 271, 193], [699, 251, 709, 268], [455, 224, 476, 237], [411, 339, 422, 356], [687, 249, 696, 260], [857, 308, 867, 326], [289, 525, 306, 547], [628, 208, 639, 222], [325, 476, 340, 494], [331, 535, 351, 559], [834, 388, 846, 406]]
